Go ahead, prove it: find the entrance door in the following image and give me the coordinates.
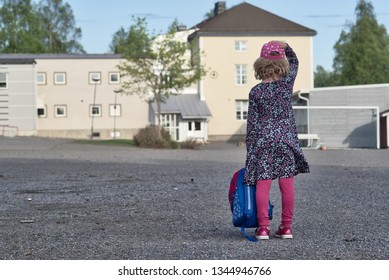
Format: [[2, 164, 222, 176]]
[[161, 114, 179, 141], [380, 116, 388, 148]]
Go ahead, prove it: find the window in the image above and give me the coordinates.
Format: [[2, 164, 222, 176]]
[[109, 72, 120, 84], [37, 73, 46, 85], [109, 104, 121, 117], [54, 105, 67, 117], [89, 72, 101, 84], [188, 121, 201, 131], [54, 72, 66, 85], [235, 64, 247, 85], [90, 105, 102, 117], [195, 121, 201, 131], [236, 100, 248, 120], [37, 107, 46, 118], [0, 73, 8, 89], [235, 40, 247, 52]]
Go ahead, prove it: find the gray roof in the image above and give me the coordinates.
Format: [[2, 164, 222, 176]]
[[0, 58, 36, 64], [189, 2, 316, 39], [151, 94, 212, 119], [0, 53, 121, 60]]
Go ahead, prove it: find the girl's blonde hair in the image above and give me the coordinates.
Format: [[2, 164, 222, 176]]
[[253, 57, 289, 80]]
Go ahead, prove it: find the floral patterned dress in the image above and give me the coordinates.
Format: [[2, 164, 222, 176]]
[[244, 46, 310, 185]]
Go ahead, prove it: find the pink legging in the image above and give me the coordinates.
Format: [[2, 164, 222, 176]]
[[256, 177, 295, 228]]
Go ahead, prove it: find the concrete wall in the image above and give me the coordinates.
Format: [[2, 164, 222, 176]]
[[310, 84, 389, 110], [0, 63, 37, 136], [35, 57, 149, 139], [307, 84, 389, 148]]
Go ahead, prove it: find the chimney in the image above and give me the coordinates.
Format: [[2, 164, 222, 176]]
[[214, 1, 226, 16]]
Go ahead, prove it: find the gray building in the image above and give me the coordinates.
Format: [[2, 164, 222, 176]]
[[0, 58, 37, 136], [294, 84, 389, 149]]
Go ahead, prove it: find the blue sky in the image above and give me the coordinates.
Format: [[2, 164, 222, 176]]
[[65, 0, 389, 71]]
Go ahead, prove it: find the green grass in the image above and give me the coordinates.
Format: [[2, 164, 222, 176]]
[[76, 139, 136, 147]]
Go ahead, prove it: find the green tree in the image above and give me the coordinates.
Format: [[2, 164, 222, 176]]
[[0, 0, 84, 53], [110, 17, 152, 57], [115, 17, 206, 137], [109, 27, 128, 54], [0, 0, 46, 53], [38, 0, 85, 53], [333, 0, 389, 85], [314, 65, 340, 87]]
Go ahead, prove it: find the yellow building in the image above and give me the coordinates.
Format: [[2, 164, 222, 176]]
[[0, 54, 148, 139], [189, 2, 316, 141], [34, 54, 148, 139]]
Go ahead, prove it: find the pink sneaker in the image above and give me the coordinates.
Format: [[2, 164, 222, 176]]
[[256, 227, 270, 240], [275, 225, 293, 239]]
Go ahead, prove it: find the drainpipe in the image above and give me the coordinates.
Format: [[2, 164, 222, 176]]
[[298, 91, 310, 144]]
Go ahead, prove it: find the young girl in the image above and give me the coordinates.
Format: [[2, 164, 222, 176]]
[[244, 41, 310, 240]]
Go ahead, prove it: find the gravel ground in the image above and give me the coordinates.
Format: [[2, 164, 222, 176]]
[[0, 137, 388, 260]]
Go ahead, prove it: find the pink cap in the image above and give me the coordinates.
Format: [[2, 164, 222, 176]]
[[260, 42, 285, 60]]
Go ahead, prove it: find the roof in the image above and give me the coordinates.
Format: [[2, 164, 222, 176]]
[[311, 83, 389, 92], [151, 94, 212, 119], [0, 58, 36, 65], [189, 2, 316, 39], [0, 53, 121, 60]]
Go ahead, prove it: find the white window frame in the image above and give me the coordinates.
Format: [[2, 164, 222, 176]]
[[188, 121, 201, 131], [89, 72, 101, 84], [54, 105, 67, 118], [235, 40, 247, 52], [90, 104, 102, 117], [37, 72, 46, 85], [109, 72, 120, 84], [236, 100, 248, 120], [109, 104, 121, 117], [235, 64, 247, 85], [54, 72, 66, 85], [0, 72, 8, 89]]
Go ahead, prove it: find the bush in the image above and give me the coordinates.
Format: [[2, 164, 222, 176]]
[[134, 126, 178, 149], [179, 138, 202, 150]]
